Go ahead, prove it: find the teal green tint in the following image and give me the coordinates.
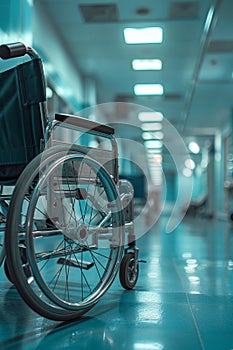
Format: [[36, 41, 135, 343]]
[[0, 0, 10, 33], [10, 0, 21, 34], [1, 215, 233, 349], [0, 0, 32, 43], [0, 58, 46, 181]]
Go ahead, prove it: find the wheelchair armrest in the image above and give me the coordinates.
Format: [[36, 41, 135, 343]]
[[55, 113, 114, 136]]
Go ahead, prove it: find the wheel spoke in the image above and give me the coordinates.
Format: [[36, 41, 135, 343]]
[[6, 148, 124, 320]]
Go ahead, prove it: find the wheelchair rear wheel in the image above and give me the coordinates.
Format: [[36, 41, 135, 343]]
[[5, 146, 124, 321]]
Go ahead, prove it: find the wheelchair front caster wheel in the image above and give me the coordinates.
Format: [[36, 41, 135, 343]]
[[120, 252, 139, 290]]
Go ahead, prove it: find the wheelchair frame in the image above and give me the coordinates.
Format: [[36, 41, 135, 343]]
[[0, 42, 140, 321]]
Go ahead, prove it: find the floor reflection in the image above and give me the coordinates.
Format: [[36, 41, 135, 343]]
[[1, 216, 233, 349]]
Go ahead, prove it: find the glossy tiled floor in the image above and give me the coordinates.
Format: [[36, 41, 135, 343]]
[[1, 214, 233, 350]]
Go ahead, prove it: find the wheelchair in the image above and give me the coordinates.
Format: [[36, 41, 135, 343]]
[[0, 43, 141, 321]]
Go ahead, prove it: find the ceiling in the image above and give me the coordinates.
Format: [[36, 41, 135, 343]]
[[36, 0, 233, 131], [34, 0, 233, 176]]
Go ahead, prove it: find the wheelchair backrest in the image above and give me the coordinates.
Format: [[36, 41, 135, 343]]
[[0, 58, 46, 182]]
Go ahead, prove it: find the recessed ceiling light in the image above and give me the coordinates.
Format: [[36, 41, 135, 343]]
[[185, 159, 195, 170], [123, 27, 163, 44], [141, 122, 162, 131], [132, 59, 162, 70], [188, 141, 200, 154], [147, 149, 162, 154], [142, 131, 164, 140], [183, 168, 193, 177], [153, 154, 163, 163], [134, 84, 164, 96], [147, 155, 163, 165], [138, 111, 163, 122], [144, 140, 163, 148]]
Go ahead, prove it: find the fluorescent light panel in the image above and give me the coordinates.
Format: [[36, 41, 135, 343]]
[[154, 156, 163, 163], [132, 59, 162, 70], [183, 168, 192, 177], [138, 111, 163, 122], [147, 149, 162, 154], [188, 141, 200, 154], [124, 27, 163, 44], [142, 131, 164, 140], [185, 159, 195, 170], [147, 154, 163, 162], [150, 168, 162, 171], [144, 140, 163, 149], [134, 84, 164, 96], [141, 122, 162, 131]]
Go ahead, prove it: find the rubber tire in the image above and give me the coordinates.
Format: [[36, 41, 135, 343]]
[[5, 145, 124, 321], [119, 253, 139, 290], [5, 149, 85, 321]]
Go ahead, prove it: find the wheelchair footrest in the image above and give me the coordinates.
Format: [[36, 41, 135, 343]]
[[138, 259, 147, 263], [57, 257, 94, 270]]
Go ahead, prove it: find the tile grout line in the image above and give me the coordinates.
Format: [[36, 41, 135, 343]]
[[173, 260, 206, 350]]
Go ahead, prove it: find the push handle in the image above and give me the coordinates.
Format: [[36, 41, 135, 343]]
[[55, 113, 115, 136], [0, 42, 27, 59]]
